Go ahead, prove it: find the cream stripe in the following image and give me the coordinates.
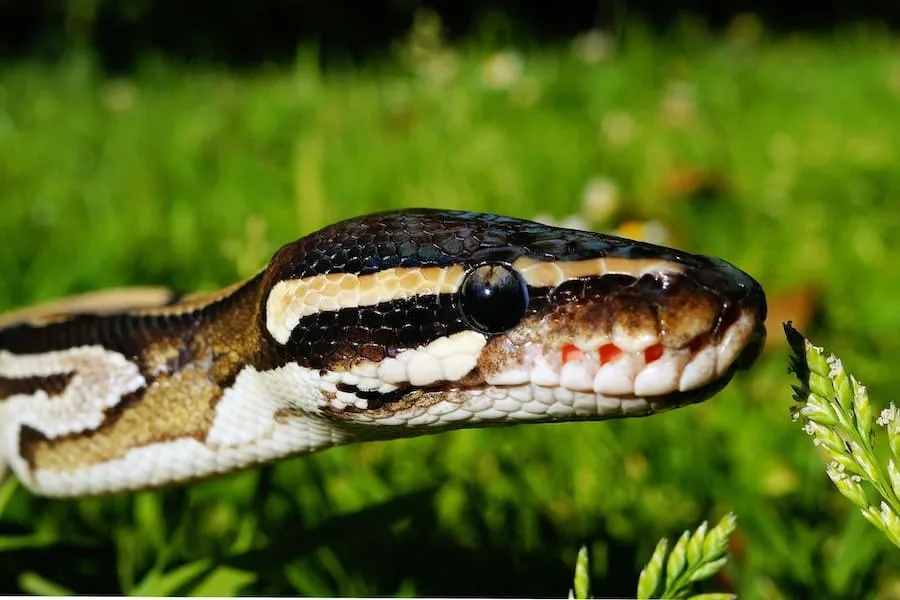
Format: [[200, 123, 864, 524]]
[[265, 265, 467, 344], [513, 256, 683, 287], [264, 257, 685, 345]]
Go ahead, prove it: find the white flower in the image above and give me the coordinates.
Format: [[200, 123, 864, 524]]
[[878, 403, 897, 427], [571, 30, 613, 64], [826, 354, 842, 378], [510, 76, 541, 107], [559, 215, 590, 232], [417, 52, 459, 87], [580, 177, 619, 222], [660, 81, 696, 127], [481, 51, 523, 90], [826, 461, 846, 480], [601, 111, 636, 146], [103, 79, 137, 113]]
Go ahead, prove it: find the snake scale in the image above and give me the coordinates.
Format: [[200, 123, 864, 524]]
[[0, 209, 766, 497]]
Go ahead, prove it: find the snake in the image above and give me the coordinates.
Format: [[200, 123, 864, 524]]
[[0, 209, 766, 497]]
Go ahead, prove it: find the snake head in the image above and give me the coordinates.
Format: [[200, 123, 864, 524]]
[[261, 209, 766, 440]]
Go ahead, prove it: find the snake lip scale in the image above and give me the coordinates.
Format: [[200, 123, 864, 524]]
[[0, 209, 767, 497]]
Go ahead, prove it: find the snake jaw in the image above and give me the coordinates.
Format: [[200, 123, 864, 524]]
[[486, 309, 761, 397], [314, 307, 764, 431]]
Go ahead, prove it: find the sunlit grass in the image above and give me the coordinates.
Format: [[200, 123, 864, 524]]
[[1, 19, 900, 597]]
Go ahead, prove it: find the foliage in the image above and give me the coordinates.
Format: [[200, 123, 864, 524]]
[[635, 513, 736, 599], [788, 323, 900, 549], [571, 513, 736, 599]]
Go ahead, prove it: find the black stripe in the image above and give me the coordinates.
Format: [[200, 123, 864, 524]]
[[258, 287, 560, 371], [0, 274, 263, 357], [0, 372, 75, 400], [267, 293, 467, 370], [0, 311, 187, 356]]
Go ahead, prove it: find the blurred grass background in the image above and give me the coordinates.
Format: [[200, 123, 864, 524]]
[[2, 10, 900, 598]]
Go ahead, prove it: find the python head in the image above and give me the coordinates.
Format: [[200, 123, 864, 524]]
[[261, 209, 767, 438]]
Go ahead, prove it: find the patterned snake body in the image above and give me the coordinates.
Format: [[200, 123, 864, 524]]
[[0, 210, 766, 497]]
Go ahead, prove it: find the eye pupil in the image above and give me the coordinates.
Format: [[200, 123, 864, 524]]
[[458, 264, 529, 334]]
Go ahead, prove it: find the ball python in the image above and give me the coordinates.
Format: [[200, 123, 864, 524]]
[[0, 209, 766, 497]]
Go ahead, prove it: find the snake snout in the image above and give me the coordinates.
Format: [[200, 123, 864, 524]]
[[698, 256, 767, 318], [683, 255, 767, 373]]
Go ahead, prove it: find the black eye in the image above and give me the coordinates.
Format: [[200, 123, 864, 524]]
[[458, 264, 529, 334]]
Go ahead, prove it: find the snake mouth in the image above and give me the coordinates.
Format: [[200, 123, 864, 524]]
[[476, 307, 765, 400], [327, 309, 766, 425]]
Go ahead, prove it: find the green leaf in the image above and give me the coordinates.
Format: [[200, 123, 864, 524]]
[[664, 529, 691, 590], [0, 475, 19, 517], [571, 544, 591, 600], [637, 537, 668, 600], [787, 323, 900, 548], [188, 565, 256, 596], [225, 487, 438, 571], [703, 513, 736, 558], [644, 513, 737, 599], [18, 571, 74, 596], [0, 531, 58, 552], [131, 559, 211, 597], [686, 521, 708, 565], [133, 492, 166, 553], [851, 377, 873, 443], [688, 557, 728, 582]]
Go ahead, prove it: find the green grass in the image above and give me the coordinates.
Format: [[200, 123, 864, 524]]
[[2, 19, 900, 597]]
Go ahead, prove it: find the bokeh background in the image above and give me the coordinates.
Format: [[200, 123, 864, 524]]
[[1, 1, 900, 597]]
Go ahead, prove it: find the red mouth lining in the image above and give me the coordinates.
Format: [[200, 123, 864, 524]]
[[560, 340, 689, 366]]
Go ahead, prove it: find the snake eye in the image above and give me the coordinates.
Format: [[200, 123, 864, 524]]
[[458, 263, 529, 334]]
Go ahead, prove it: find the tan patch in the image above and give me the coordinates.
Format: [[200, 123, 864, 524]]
[[512, 256, 683, 287], [20, 363, 222, 473], [140, 340, 185, 378], [131, 273, 262, 317], [0, 287, 175, 329]]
